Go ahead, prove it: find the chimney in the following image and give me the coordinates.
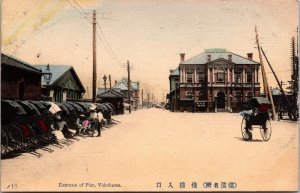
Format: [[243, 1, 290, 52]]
[[180, 53, 185, 63], [114, 80, 117, 85], [207, 54, 211, 62], [247, 53, 253, 60], [228, 54, 232, 62]]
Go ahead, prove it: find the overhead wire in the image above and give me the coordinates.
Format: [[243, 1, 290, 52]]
[[66, 0, 92, 23], [67, 0, 125, 70]]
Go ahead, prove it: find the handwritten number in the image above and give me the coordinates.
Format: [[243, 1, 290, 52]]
[[7, 184, 17, 189]]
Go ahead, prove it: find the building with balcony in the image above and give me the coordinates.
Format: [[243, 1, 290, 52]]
[[168, 48, 261, 112]]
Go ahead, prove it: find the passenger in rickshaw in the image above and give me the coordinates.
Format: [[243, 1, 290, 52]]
[[51, 112, 74, 138], [75, 114, 90, 135], [241, 99, 269, 129]]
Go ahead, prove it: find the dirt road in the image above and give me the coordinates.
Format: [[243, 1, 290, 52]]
[[1, 109, 298, 191]]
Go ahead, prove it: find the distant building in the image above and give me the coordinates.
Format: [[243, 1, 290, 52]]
[[97, 89, 126, 114], [35, 65, 85, 102], [168, 67, 179, 111], [1, 53, 42, 100], [113, 78, 140, 109], [168, 48, 261, 112]]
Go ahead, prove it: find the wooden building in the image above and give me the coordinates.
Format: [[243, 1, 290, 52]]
[[113, 78, 140, 109], [97, 89, 126, 114], [168, 49, 261, 112], [35, 65, 85, 102], [1, 53, 42, 100]]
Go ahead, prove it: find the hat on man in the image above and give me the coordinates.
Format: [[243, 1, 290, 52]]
[[89, 104, 97, 110]]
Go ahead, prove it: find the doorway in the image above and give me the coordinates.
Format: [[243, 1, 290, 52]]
[[217, 91, 225, 109]]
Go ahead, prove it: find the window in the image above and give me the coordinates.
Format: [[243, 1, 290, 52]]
[[247, 92, 253, 98], [247, 73, 253, 83], [235, 92, 241, 102], [235, 74, 241, 83], [186, 73, 193, 83], [216, 71, 225, 82], [186, 91, 193, 99], [198, 91, 205, 100], [198, 73, 205, 83]]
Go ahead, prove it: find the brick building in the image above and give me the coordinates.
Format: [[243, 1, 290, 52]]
[[168, 48, 261, 112], [1, 53, 42, 100]]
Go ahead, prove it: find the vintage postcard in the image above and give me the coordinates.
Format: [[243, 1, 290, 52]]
[[0, 0, 299, 192]]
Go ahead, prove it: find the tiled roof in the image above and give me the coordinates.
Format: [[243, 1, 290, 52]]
[[113, 81, 129, 90], [131, 82, 139, 90], [97, 89, 126, 98], [1, 53, 42, 74], [35, 65, 71, 85], [181, 49, 259, 65], [170, 67, 179, 76], [113, 78, 139, 91], [34, 65, 85, 92]]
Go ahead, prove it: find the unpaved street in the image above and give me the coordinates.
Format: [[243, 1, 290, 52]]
[[1, 109, 298, 191]]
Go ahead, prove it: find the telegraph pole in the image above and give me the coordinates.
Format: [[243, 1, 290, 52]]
[[92, 10, 97, 103], [255, 26, 276, 120], [255, 26, 268, 95], [127, 60, 131, 113], [147, 92, 150, 108], [261, 47, 297, 120], [141, 89, 144, 108], [109, 74, 112, 90]]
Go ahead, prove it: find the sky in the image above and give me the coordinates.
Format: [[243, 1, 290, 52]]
[[1, 0, 299, 102]]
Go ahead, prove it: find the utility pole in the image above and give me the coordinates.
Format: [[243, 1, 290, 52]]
[[261, 47, 297, 120], [92, 10, 97, 103], [255, 26, 268, 95], [141, 89, 144, 108], [109, 74, 112, 90], [147, 92, 150, 108], [255, 26, 276, 120], [151, 93, 153, 104], [86, 86, 89, 99], [127, 60, 131, 113]]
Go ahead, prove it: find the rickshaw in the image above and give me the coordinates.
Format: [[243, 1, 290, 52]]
[[240, 97, 272, 141]]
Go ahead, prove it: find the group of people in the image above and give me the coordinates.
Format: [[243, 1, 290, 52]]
[[51, 104, 108, 139]]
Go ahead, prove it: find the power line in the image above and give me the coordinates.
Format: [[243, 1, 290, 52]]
[[67, 0, 124, 70], [95, 31, 124, 69], [266, 70, 292, 73], [66, 0, 92, 23], [73, 0, 92, 19], [96, 23, 122, 65]]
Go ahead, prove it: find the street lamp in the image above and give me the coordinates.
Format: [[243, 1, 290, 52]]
[[43, 64, 52, 85], [103, 75, 107, 91]]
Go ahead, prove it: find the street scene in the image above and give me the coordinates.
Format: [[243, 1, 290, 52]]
[[1, 109, 298, 191], [1, 0, 299, 192]]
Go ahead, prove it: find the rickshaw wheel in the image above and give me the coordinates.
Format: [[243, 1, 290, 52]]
[[2, 125, 24, 151], [241, 117, 252, 141], [260, 120, 272, 141], [1, 130, 9, 156]]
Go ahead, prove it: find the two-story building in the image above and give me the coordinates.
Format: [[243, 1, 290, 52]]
[[113, 78, 140, 109], [168, 48, 261, 112]]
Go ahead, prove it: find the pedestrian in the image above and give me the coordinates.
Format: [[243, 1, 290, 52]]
[[89, 104, 100, 137]]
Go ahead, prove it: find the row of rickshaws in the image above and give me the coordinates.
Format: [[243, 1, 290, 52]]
[[1, 100, 116, 158]]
